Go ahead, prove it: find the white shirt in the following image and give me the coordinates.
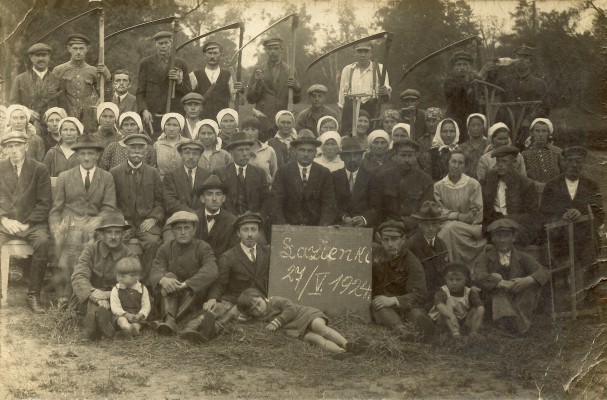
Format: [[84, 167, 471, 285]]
[[273, 131, 297, 148], [494, 180, 508, 215], [498, 251, 512, 266], [297, 163, 311, 181], [189, 68, 236, 96], [565, 178, 579, 200], [185, 119, 198, 138], [425, 236, 435, 248], [205, 209, 220, 231], [116, 93, 129, 103], [338, 62, 391, 108], [32, 68, 48, 80], [80, 165, 96, 185], [240, 243, 257, 262], [11, 159, 25, 177], [235, 164, 248, 178], [184, 166, 197, 187]]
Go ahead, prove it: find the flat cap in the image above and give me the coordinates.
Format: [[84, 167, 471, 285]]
[[234, 211, 264, 229], [96, 212, 131, 231], [262, 38, 282, 47], [196, 174, 227, 196], [176, 139, 204, 153], [491, 145, 519, 158], [181, 92, 204, 104], [1, 131, 28, 146], [451, 51, 473, 65], [66, 33, 90, 45], [306, 84, 328, 95], [563, 146, 588, 158], [123, 133, 150, 146], [28, 43, 52, 55], [338, 136, 365, 154], [486, 218, 520, 233], [202, 41, 222, 52], [291, 129, 321, 148], [514, 44, 535, 56], [166, 211, 199, 226], [153, 31, 173, 41], [354, 43, 373, 50], [399, 89, 420, 100], [378, 220, 406, 236], [393, 138, 420, 152]]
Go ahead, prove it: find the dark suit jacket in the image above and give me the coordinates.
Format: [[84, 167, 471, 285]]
[[10, 69, 61, 117], [136, 54, 191, 115], [112, 92, 137, 114], [213, 163, 270, 218], [0, 158, 52, 228], [163, 166, 212, 214], [271, 161, 336, 226], [405, 231, 449, 305], [194, 209, 239, 257], [481, 170, 538, 227], [540, 174, 604, 227], [208, 243, 270, 304], [331, 167, 376, 227]]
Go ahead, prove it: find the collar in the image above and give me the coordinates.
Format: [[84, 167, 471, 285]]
[[355, 61, 372, 72], [127, 160, 143, 170], [116, 281, 143, 293], [235, 163, 248, 172], [274, 131, 297, 142], [240, 242, 257, 254], [184, 165, 197, 174], [497, 249, 512, 257], [347, 169, 359, 177], [442, 173, 469, 188], [565, 177, 579, 184], [205, 65, 220, 72], [80, 165, 96, 176], [32, 68, 48, 78], [117, 93, 128, 101], [12, 158, 25, 169], [98, 240, 126, 260], [69, 59, 87, 68], [297, 163, 312, 171], [205, 209, 221, 217]]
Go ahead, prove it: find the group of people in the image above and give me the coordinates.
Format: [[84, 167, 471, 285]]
[[0, 28, 602, 356]]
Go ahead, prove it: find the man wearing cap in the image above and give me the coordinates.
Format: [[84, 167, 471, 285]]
[[481, 145, 538, 245], [53, 33, 112, 133], [150, 211, 218, 336], [137, 31, 192, 140], [0, 131, 52, 313], [194, 175, 239, 257], [110, 134, 164, 284], [246, 38, 301, 136], [295, 84, 339, 135], [398, 89, 426, 142], [163, 139, 212, 215], [10, 43, 61, 121], [332, 136, 375, 228], [473, 218, 549, 335], [50, 134, 116, 309], [72, 213, 137, 339], [190, 41, 244, 121], [338, 42, 391, 135], [371, 220, 436, 340], [181, 93, 204, 139], [111, 69, 137, 115], [271, 129, 336, 226]]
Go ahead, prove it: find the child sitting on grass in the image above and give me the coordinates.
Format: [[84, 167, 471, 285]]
[[110, 258, 151, 339], [428, 263, 484, 340], [237, 288, 368, 359]]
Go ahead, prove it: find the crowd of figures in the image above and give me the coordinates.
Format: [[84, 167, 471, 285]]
[[0, 29, 603, 357]]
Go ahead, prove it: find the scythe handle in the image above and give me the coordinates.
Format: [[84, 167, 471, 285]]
[[98, 8, 105, 102], [372, 33, 392, 129], [235, 23, 245, 113], [287, 16, 299, 112], [166, 19, 178, 113]]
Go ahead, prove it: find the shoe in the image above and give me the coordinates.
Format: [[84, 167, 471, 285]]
[[131, 325, 141, 337], [57, 297, 69, 310], [26, 293, 45, 314], [95, 308, 115, 339], [82, 312, 97, 341], [345, 337, 370, 354], [156, 316, 177, 336]]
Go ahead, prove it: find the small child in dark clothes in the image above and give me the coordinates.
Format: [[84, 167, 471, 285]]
[[428, 263, 484, 339], [110, 257, 151, 339], [237, 288, 368, 359]]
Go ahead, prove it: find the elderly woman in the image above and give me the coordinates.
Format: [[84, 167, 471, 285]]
[[99, 112, 156, 170], [267, 110, 297, 167], [43, 117, 83, 177], [42, 107, 68, 152], [317, 116, 339, 137], [6, 104, 45, 161], [355, 110, 372, 150], [195, 119, 232, 171], [360, 129, 394, 174], [242, 116, 278, 184], [434, 149, 486, 264], [154, 113, 188, 178], [382, 109, 401, 134], [391, 123, 411, 144], [521, 118, 562, 183], [476, 123, 526, 181], [92, 102, 122, 148], [429, 118, 460, 181], [458, 113, 488, 179], [315, 131, 344, 172], [217, 108, 239, 149]]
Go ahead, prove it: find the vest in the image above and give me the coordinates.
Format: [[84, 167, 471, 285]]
[[118, 287, 143, 314], [428, 286, 471, 321], [193, 69, 231, 120]]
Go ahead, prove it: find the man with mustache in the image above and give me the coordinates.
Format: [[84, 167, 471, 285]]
[[111, 70, 137, 114]]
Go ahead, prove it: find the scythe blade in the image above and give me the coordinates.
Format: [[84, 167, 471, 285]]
[[306, 32, 390, 72], [176, 22, 242, 52]]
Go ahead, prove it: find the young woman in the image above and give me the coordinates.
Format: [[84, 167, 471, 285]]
[[315, 131, 343, 172], [317, 116, 339, 137], [216, 108, 239, 150], [458, 114, 488, 179], [476, 122, 526, 181], [429, 118, 460, 181], [354, 110, 372, 150], [43, 117, 83, 177], [194, 119, 232, 171], [5, 104, 45, 161], [267, 110, 297, 167], [360, 129, 393, 174], [242, 116, 277, 184], [41, 107, 68, 152], [154, 113, 187, 178]]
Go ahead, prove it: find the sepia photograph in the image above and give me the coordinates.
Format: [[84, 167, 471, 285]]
[[0, 0, 606, 398]]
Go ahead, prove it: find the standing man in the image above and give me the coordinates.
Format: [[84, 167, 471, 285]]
[[338, 43, 391, 135], [0, 131, 52, 313], [398, 89, 425, 142], [190, 41, 244, 121], [111, 69, 137, 115], [295, 84, 338, 135], [53, 34, 112, 133], [181, 93, 204, 139], [10, 43, 61, 122], [137, 31, 192, 140], [246, 38, 301, 138]]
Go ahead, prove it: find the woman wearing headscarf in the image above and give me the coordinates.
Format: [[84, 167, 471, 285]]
[[267, 110, 297, 167], [354, 110, 372, 150], [429, 118, 460, 181], [521, 118, 562, 183], [391, 123, 411, 144], [6, 104, 45, 161], [91, 102, 121, 148], [194, 119, 232, 171], [315, 131, 344, 172], [476, 122, 526, 181], [216, 108, 239, 149], [99, 112, 156, 170], [317, 116, 339, 137], [360, 130, 394, 174], [41, 107, 68, 152], [242, 116, 278, 184], [43, 117, 83, 177], [154, 113, 188, 178], [381, 109, 401, 134], [458, 113, 488, 179]]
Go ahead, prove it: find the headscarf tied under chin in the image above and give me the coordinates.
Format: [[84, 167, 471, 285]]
[[118, 112, 143, 133], [96, 102, 119, 122], [466, 113, 488, 130], [274, 110, 294, 126], [367, 129, 390, 146], [318, 131, 342, 148], [432, 118, 460, 151], [6, 104, 32, 125], [58, 117, 84, 135], [161, 113, 185, 131], [317, 116, 339, 135], [217, 108, 239, 125], [485, 122, 511, 152], [391, 123, 411, 137], [194, 119, 219, 137]]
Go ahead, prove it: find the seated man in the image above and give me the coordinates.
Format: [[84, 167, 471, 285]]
[[0, 131, 52, 313], [371, 220, 436, 341], [110, 133, 164, 284], [194, 175, 239, 257], [472, 219, 549, 335], [71, 213, 136, 340], [150, 211, 218, 337]]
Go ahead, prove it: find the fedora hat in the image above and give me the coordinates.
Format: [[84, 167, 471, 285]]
[[195, 174, 228, 197], [96, 213, 131, 231], [291, 129, 321, 148], [411, 201, 448, 221], [71, 134, 105, 152], [225, 131, 254, 150]]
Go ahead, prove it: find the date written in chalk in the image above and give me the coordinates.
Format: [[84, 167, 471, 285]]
[[281, 265, 372, 301], [279, 237, 371, 264]]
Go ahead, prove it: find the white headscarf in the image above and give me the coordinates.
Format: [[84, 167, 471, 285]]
[[275, 110, 294, 126], [367, 129, 390, 145], [58, 117, 84, 135], [194, 119, 219, 137], [118, 112, 143, 133], [466, 113, 488, 130], [6, 104, 31, 124], [96, 102, 119, 122], [530, 118, 553, 134], [161, 113, 185, 131], [318, 131, 342, 148], [486, 122, 511, 153], [317, 116, 339, 135], [217, 108, 239, 125], [44, 107, 68, 122], [432, 118, 460, 150], [391, 123, 411, 137]]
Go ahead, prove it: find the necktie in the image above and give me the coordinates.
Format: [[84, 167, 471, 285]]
[[12, 164, 18, 178], [250, 248, 256, 263], [85, 170, 91, 191], [302, 167, 308, 185], [348, 172, 355, 193], [188, 168, 194, 189], [237, 167, 247, 214]]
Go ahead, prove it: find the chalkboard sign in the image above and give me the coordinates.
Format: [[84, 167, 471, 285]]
[[268, 225, 373, 321]]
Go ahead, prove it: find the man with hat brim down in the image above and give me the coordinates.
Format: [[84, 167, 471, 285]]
[[540, 146, 604, 290], [371, 220, 436, 341], [181, 93, 204, 139], [0, 131, 52, 313], [481, 145, 538, 246], [331, 136, 376, 228], [137, 31, 192, 141], [295, 84, 339, 136], [10, 43, 61, 123], [203, 212, 270, 324], [110, 133, 164, 285], [50, 134, 117, 310], [52, 33, 112, 134], [71, 213, 137, 340], [338, 42, 391, 135], [271, 129, 337, 226], [149, 211, 219, 339], [246, 38, 302, 138], [472, 218, 550, 335], [190, 41, 244, 121], [398, 89, 426, 142], [193, 175, 239, 257]]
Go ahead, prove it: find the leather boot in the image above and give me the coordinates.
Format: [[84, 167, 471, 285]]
[[26, 291, 45, 314], [95, 306, 115, 339], [180, 311, 216, 343], [81, 311, 98, 341], [156, 296, 178, 335]]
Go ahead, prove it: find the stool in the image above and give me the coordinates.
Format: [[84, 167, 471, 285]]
[[1, 240, 34, 307]]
